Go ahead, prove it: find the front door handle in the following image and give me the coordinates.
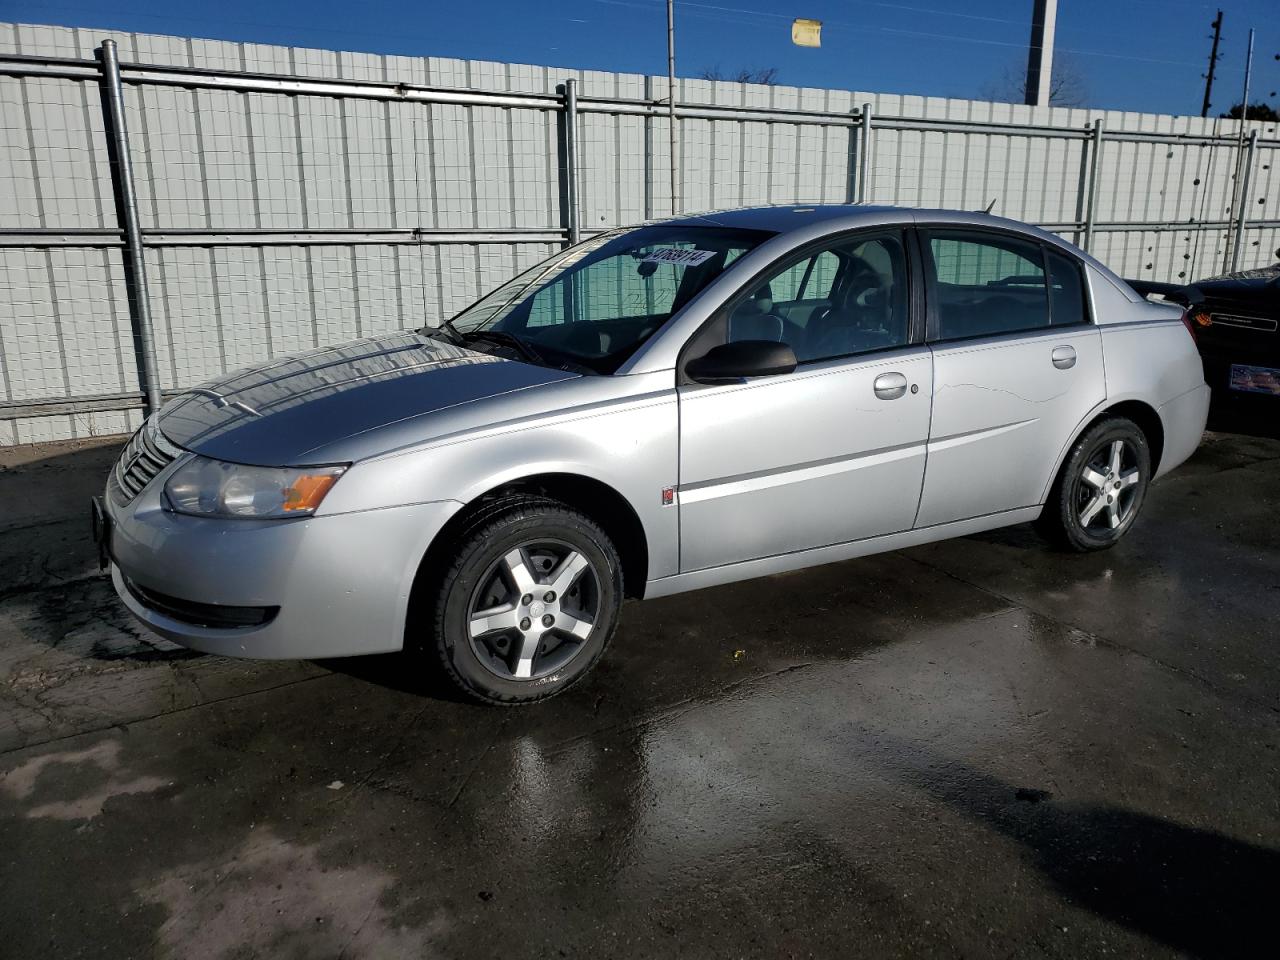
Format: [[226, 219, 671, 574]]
[[873, 372, 909, 400], [1051, 345, 1077, 370]]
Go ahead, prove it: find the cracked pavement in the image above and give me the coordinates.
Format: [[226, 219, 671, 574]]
[[1, 417, 1277, 959]]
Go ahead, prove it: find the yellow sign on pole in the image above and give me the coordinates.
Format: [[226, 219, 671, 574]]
[[792, 18, 822, 48]]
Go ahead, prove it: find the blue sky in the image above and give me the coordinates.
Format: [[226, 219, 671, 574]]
[[7, 0, 1279, 116]]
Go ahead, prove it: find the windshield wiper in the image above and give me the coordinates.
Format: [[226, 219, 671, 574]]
[[461, 329, 548, 366], [422, 317, 465, 344], [554, 357, 600, 376], [462, 330, 598, 376]]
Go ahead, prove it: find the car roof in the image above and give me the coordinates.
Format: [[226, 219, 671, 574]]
[[662, 203, 1137, 300], [667, 204, 901, 233], [666, 203, 1048, 240]]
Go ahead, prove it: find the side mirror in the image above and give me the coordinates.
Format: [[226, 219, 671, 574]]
[[686, 339, 797, 383]]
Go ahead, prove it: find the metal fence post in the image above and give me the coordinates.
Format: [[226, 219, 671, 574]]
[[563, 78, 580, 245], [666, 0, 678, 215], [643, 76, 654, 220], [857, 103, 873, 203], [97, 39, 162, 417], [1082, 119, 1104, 253], [1229, 130, 1258, 272]]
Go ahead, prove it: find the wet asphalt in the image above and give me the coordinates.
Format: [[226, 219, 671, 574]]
[[0, 401, 1277, 959]]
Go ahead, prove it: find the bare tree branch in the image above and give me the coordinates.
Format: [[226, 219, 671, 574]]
[[979, 55, 1089, 108], [698, 66, 779, 85]]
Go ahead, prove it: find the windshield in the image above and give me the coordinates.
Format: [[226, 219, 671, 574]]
[[447, 225, 773, 373]]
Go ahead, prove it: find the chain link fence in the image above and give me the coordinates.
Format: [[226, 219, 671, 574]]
[[1, 20, 1278, 444]]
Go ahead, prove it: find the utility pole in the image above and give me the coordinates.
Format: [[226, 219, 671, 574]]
[[1201, 10, 1222, 118], [666, 0, 679, 215], [1024, 0, 1057, 107], [1239, 27, 1255, 122]]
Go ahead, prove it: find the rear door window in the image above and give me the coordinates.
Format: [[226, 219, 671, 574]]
[[925, 231, 1051, 341]]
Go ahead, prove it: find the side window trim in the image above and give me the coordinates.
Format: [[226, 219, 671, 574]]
[[907, 227, 930, 344], [795, 255, 818, 302], [676, 226, 921, 383]]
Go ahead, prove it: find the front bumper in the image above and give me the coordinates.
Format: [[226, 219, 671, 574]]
[[104, 479, 461, 659]]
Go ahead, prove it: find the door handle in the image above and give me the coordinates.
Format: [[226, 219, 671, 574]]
[[873, 372, 909, 400], [1051, 345, 1077, 370]]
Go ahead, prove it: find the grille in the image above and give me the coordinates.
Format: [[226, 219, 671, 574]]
[[112, 422, 179, 503]]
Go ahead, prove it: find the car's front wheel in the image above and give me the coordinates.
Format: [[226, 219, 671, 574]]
[[430, 496, 622, 705], [1038, 416, 1152, 552]]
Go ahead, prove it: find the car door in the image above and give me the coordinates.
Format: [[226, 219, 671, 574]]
[[677, 230, 933, 572], [915, 227, 1106, 528]]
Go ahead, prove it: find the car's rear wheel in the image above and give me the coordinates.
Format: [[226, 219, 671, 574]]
[[430, 496, 622, 705], [1038, 416, 1152, 552]]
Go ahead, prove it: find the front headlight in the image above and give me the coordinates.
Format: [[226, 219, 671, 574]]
[[164, 456, 348, 519]]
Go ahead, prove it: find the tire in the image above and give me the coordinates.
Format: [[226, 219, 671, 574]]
[[1037, 416, 1152, 552], [428, 495, 622, 705]]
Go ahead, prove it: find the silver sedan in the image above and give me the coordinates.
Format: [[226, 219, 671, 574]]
[[98, 206, 1210, 704]]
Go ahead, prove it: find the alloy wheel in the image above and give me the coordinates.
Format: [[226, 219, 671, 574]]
[[1076, 438, 1142, 532], [466, 539, 600, 681]]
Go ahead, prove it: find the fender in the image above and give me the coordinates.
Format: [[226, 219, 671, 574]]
[[1040, 393, 1165, 503], [319, 380, 682, 581]]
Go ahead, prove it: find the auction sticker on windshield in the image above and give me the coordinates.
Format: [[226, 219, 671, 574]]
[[641, 248, 718, 267]]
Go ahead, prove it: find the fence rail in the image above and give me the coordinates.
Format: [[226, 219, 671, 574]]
[[1, 20, 1277, 443]]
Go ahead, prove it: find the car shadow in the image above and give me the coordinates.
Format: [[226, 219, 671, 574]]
[[861, 741, 1279, 959], [2, 437, 212, 665], [0, 437, 124, 597], [958, 522, 1045, 551], [316, 651, 474, 705]]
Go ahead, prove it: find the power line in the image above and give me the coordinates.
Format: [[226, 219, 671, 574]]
[[878, 26, 1219, 70], [678, 0, 1033, 28], [594, 0, 1246, 72], [24, 0, 1263, 80]]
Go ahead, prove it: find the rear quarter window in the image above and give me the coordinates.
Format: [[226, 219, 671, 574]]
[[1046, 248, 1089, 326]]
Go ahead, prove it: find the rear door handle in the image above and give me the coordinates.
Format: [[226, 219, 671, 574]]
[[1051, 345, 1077, 370], [873, 372, 909, 400]]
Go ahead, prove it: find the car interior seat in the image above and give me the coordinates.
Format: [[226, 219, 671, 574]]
[[803, 256, 902, 360], [729, 284, 801, 345]]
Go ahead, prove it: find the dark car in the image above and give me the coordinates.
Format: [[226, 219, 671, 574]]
[[1130, 258, 1280, 400]]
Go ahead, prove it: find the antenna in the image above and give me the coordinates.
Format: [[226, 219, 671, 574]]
[[984, 198, 998, 214]]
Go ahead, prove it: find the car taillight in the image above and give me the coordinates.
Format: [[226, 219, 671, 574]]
[[1179, 308, 1198, 343]]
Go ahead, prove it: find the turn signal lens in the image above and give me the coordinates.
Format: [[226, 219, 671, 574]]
[[1193, 309, 1213, 327], [282, 473, 341, 512]]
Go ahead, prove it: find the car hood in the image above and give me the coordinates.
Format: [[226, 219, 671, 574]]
[[157, 332, 578, 465]]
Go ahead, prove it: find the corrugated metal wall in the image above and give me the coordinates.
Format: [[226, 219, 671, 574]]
[[1, 20, 1277, 445]]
